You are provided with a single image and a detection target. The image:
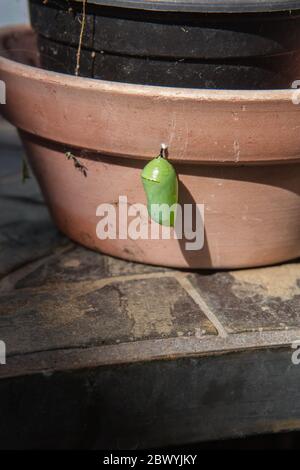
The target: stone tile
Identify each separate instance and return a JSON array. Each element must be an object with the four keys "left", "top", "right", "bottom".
[
  {"left": 0, "top": 146, "right": 23, "bottom": 180},
  {"left": 0, "top": 153, "right": 42, "bottom": 206},
  {"left": 0, "top": 220, "right": 67, "bottom": 278},
  {"left": 0, "top": 277, "right": 216, "bottom": 356},
  {"left": 0, "top": 169, "right": 68, "bottom": 277},
  {"left": 82, "top": 277, "right": 217, "bottom": 341},
  {"left": 0, "top": 126, "right": 62, "bottom": 277},
  {"left": 0, "top": 188, "right": 46, "bottom": 229},
  {"left": 15, "top": 245, "right": 169, "bottom": 289},
  {"left": 0, "top": 122, "right": 43, "bottom": 212},
  {"left": 189, "top": 262, "right": 300, "bottom": 334}
]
